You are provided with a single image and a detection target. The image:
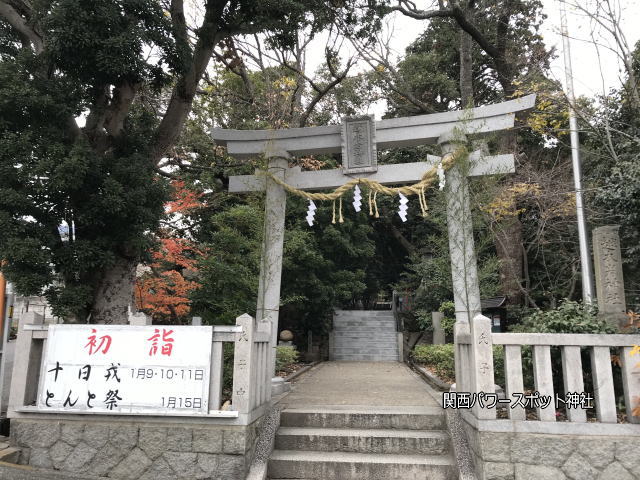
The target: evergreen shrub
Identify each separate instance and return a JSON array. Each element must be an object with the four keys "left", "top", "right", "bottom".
[{"left": 276, "top": 346, "right": 299, "bottom": 372}]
